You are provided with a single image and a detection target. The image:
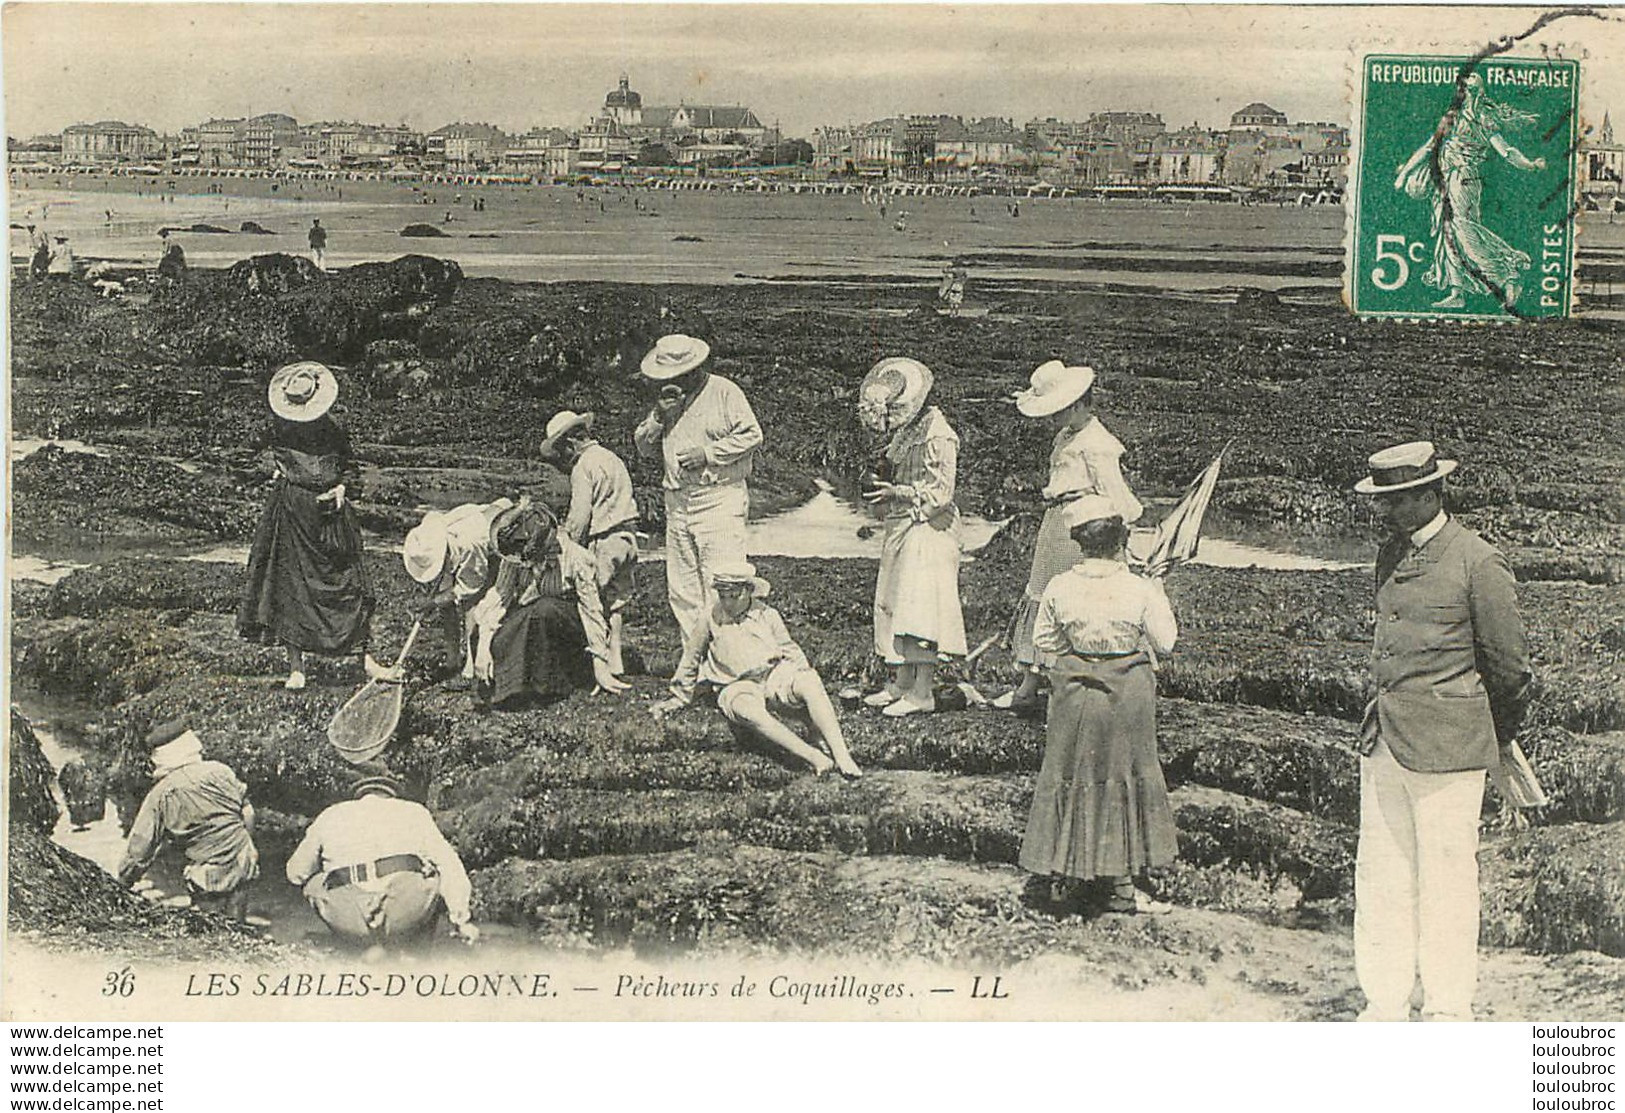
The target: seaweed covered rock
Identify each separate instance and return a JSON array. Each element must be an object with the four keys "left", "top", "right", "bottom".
[
  {"left": 226, "top": 252, "right": 324, "bottom": 295},
  {"left": 10, "top": 711, "right": 60, "bottom": 836},
  {"left": 1481, "top": 823, "right": 1625, "bottom": 956},
  {"left": 400, "top": 223, "right": 449, "bottom": 238},
  {"left": 47, "top": 558, "right": 245, "bottom": 619}
]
